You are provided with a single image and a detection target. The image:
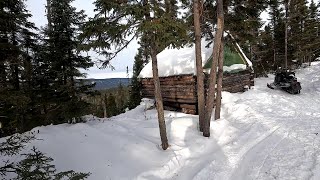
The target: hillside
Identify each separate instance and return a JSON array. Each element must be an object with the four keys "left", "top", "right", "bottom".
[
  {"left": 84, "top": 78, "right": 131, "bottom": 90},
  {"left": 1, "top": 62, "right": 320, "bottom": 180}
]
